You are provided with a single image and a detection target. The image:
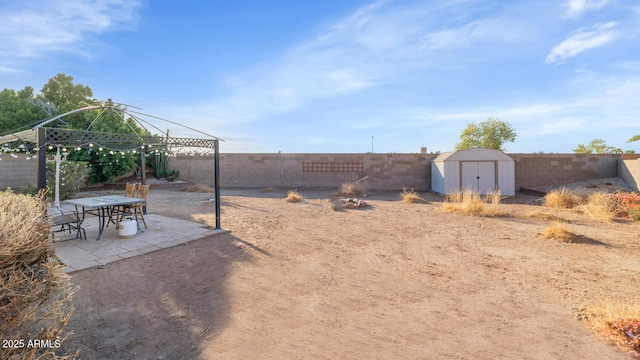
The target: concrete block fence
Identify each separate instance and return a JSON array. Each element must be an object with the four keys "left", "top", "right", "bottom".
[
  {"left": 620, "top": 156, "right": 640, "bottom": 192},
  {"left": 169, "top": 153, "right": 437, "bottom": 191},
  {"left": 0, "top": 154, "right": 37, "bottom": 190},
  {"left": 167, "top": 153, "right": 624, "bottom": 192},
  {"left": 509, "top": 153, "right": 620, "bottom": 190},
  {"left": 1, "top": 152, "right": 636, "bottom": 193}
]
